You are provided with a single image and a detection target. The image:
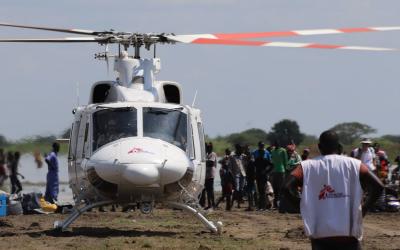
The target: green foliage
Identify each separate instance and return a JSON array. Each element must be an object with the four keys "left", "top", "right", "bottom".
[
  {"left": 226, "top": 128, "right": 268, "bottom": 146},
  {"left": 267, "top": 119, "right": 305, "bottom": 146},
  {"left": 330, "top": 122, "right": 376, "bottom": 145},
  {"left": 0, "top": 134, "right": 9, "bottom": 147},
  {"left": 381, "top": 134, "right": 400, "bottom": 144}
]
